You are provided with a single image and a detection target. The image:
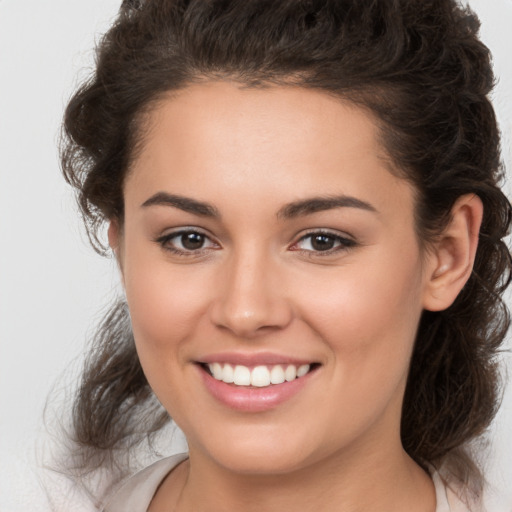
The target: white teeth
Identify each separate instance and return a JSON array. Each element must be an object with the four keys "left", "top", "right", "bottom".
[
  {"left": 251, "top": 365, "right": 271, "bottom": 387},
  {"left": 207, "top": 363, "right": 311, "bottom": 387},
  {"left": 210, "top": 363, "right": 223, "bottom": 380},
  {"left": 270, "top": 365, "right": 285, "bottom": 384},
  {"left": 285, "top": 364, "right": 297, "bottom": 381},
  {"left": 222, "top": 364, "right": 234, "bottom": 383},
  {"left": 233, "top": 365, "right": 251, "bottom": 385},
  {"left": 297, "top": 364, "right": 310, "bottom": 377}
]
